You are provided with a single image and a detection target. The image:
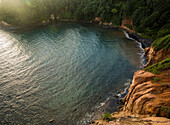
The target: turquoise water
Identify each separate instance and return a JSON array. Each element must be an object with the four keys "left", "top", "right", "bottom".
[{"left": 0, "top": 23, "right": 143, "bottom": 125}]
